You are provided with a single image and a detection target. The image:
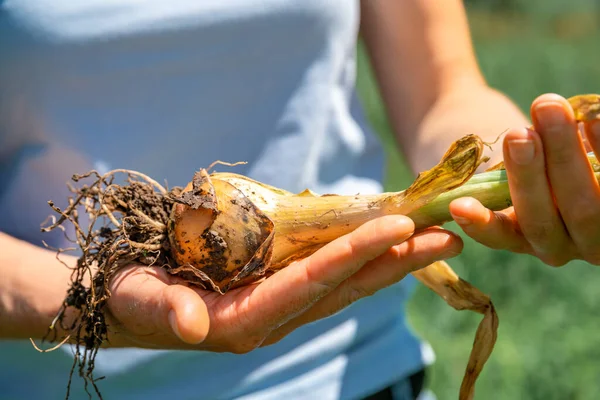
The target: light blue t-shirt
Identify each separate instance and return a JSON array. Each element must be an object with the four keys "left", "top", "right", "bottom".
[{"left": 0, "top": 1, "right": 434, "bottom": 399}]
